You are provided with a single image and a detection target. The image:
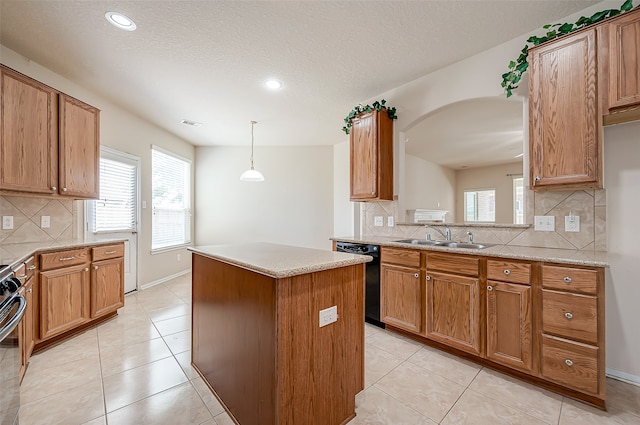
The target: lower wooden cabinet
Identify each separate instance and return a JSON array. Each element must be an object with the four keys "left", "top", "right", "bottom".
[
  {"left": 425, "top": 271, "right": 481, "bottom": 356},
  {"left": 380, "top": 265, "right": 422, "bottom": 333},
  {"left": 19, "top": 277, "right": 35, "bottom": 381},
  {"left": 39, "top": 263, "right": 90, "bottom": 340},
  {"left": 91, "top": 257, "right": 124, "bottom": 318},
  {"left": 486, "top": 281, "right": 533, "bottom": 372}
]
